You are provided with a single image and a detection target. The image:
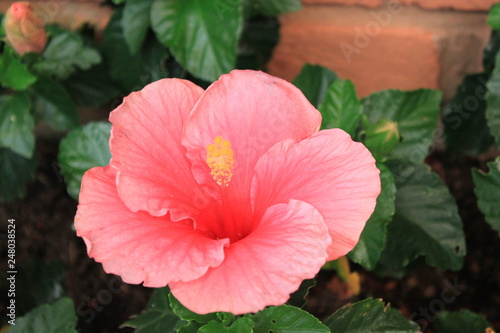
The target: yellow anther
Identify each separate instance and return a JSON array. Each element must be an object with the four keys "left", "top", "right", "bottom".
[{"left": 206, "top": 136, "right": 234, "bottom": 186}]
